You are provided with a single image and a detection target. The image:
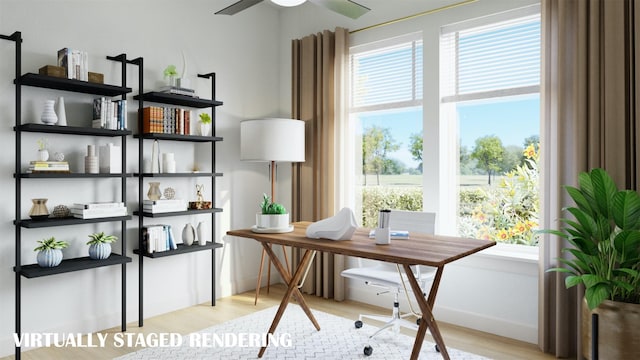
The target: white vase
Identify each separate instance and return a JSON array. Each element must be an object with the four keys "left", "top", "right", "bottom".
[
  {"left": 37, "top": 149, "right": 49, "bottom": 161},
  {"left": 182, "top": 223, "right": 195, "bottom": 246},
  {"left": 197, "top": 221, "right": 208, "bottom": 246},
  {"left": 40, "top": 100, "right": 58, "bottom": 125},
  {"left": 84, "top": 145, "right": 98, "bottom": 174},
  {"left": 198, "top": 123, "right": 210, "bottom": 136},
  {"left": 55, "top": 96, "right": 67, "bottom": 126}
]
